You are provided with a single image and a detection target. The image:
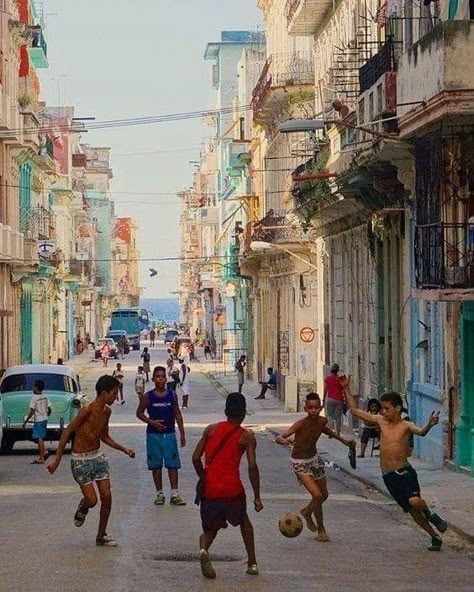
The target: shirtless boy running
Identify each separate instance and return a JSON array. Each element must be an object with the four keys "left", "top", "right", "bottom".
[
  {"left": 48, "top": 375, "right": 135, "bottom": 547},
  {"left": 342, "top": 377, "right": 448, "bottom": 551},
  {"left": 276, "top": 392, "right": 356, "bottom": 542}
]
